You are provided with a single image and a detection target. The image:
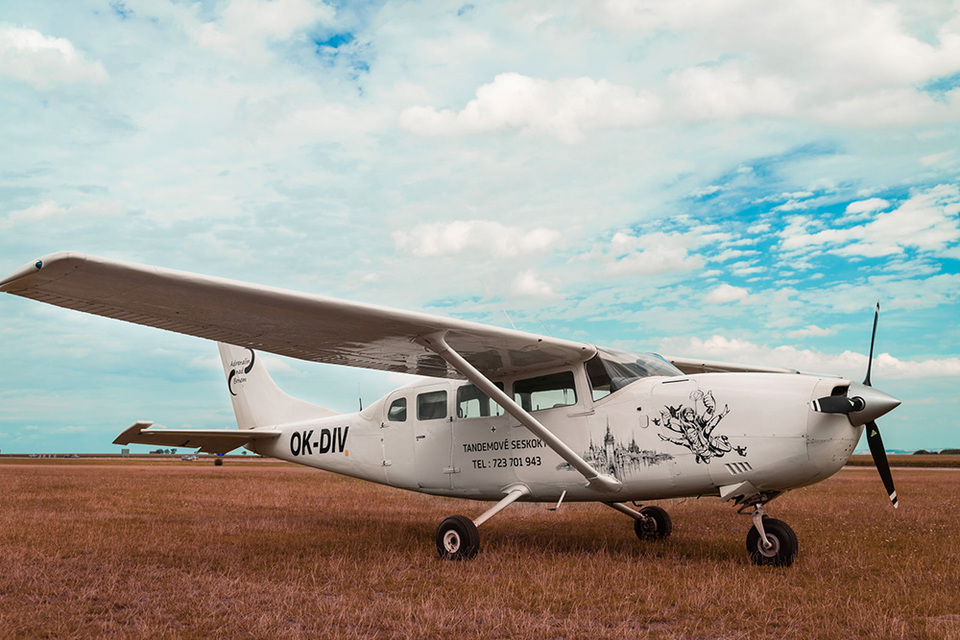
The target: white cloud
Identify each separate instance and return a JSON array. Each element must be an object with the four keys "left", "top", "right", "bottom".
[
  {"left": 195, "top": 0, "right": 335, "bottom": 60},
  {"left": 705, "top": 284, "right": 748, "bottom": 304},
  {"left": 591, "top": 231, "right": 706, "bottom": 276},
  {"left": 787, "top": 325, "right": 836, "bottom": 338},
  {"left": 668, "top": 63, "right": 798, "bottom": 120},
  {"left": 1, "top": 200, "right": 125, "bottom": 230},
  {"left": 845, "top": 197, "right": 889, "bottom": 217},
  {"left": 0, "top": 24, "right": 107, "bottom": 89},
  {"left": 659, "top": 335, "right": 960, "bottom": 379},
  {"left": 399, "top": 72, "right": 661, "bottom": 143},
  {"left": 392, "top": 220, "right": 561, "bottom": 258},
  {"left": 589, "top": 0, "right": 960, "bottom": 127},
  {"left": 780, "top": 184, "right": 960, "bottom": 258},
  {"left": 510, "top": 270, "right": 559, "bottom": 300},
  {"left": 921, "top": 151, "right": 954, "bottom": 167}
]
